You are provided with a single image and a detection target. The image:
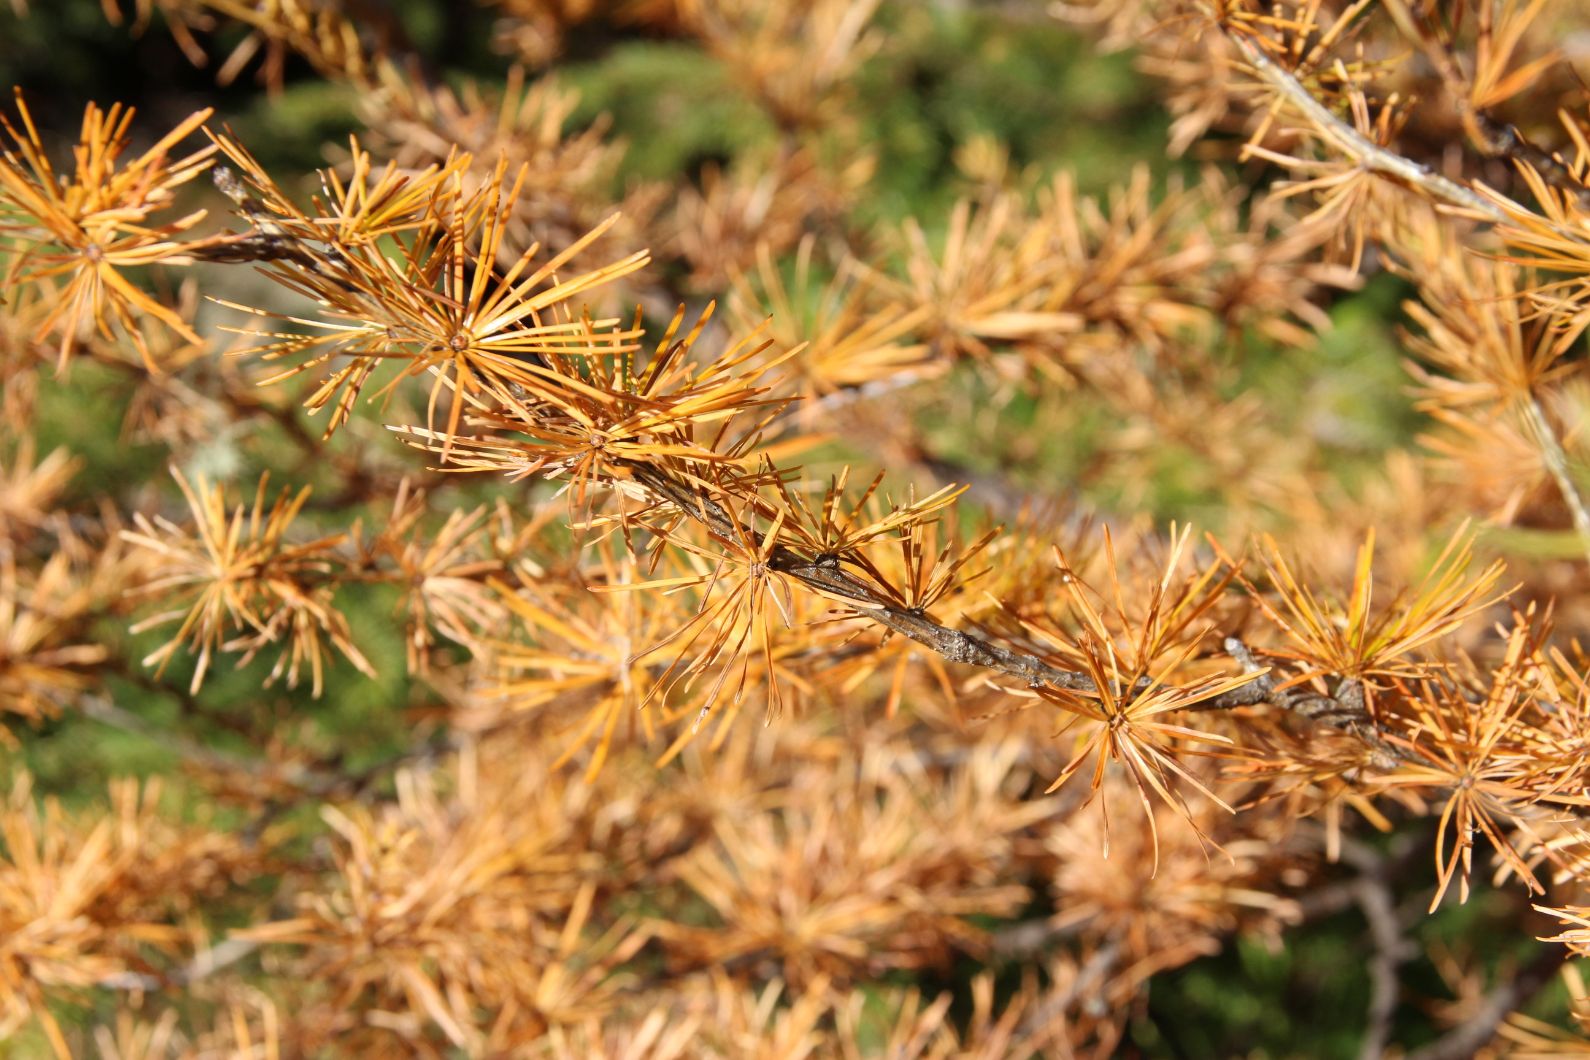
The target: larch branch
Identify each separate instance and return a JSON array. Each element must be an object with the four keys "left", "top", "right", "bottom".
[{"left": 1222, "top": 29, "right": 1506, "bottom": 224}]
